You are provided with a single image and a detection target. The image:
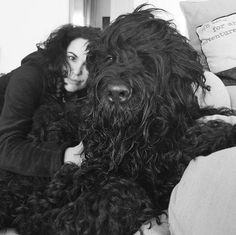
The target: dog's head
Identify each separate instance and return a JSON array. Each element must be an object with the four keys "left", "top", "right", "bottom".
[
  {"left": 81, "top": 5, "right": 210, "bottom": 181},
  {"left": 86, "top": 5, "right": 207, "bottom": 131}
]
